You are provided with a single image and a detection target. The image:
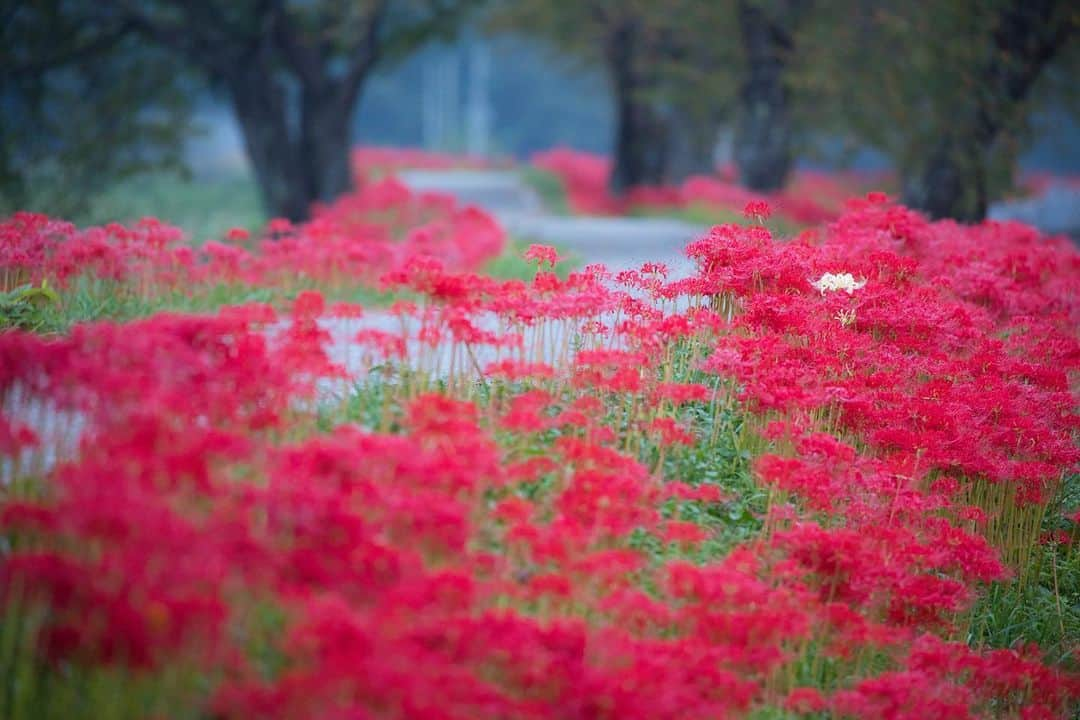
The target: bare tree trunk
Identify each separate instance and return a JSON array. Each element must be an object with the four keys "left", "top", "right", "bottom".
[
  {"left": 227, "top": 68, "right": 358, "bottom": 222},
  {"left": 732, "top": 0, "right": 796, "bottom": 192},
  {"left": 607, "top": 20, "right": 668, "bottom": 195},
  {"left": 228, "top": 68, "right": 307, "bottom": 222},
  {"left": 902, "top": 136, "right": 988, "bottom": 222},
  {"left": 902, "top": 0, "right": 1071, "bottom": 221},
  {"left": 300, "top": 83, "right": 356, "bottom": 208},
  {"left": 108, "top": 2, "right": 392, "bottom": 223},
  {"left": 610, "top": 91, "right": 669, "bottom": 193}
]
